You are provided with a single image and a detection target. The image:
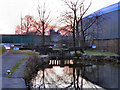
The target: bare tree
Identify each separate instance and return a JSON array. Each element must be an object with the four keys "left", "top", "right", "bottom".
[
  {"left": 80, "top": 10, "right": 106, "bottom": 47},
  {"left": 61, "top": 0, "right": 102, "bottom": 48},
  {"left": 60, "top": 0, "right": 79, "bottom": 47},
  {"left": 58, "top": 11, "right": 74, "bottom": 35},
  {"left": 15, "top": 15, "right": 35, "bottom": 35},
  {"left": 37, "top": 3, "right": 51, "bottom": 45}
]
